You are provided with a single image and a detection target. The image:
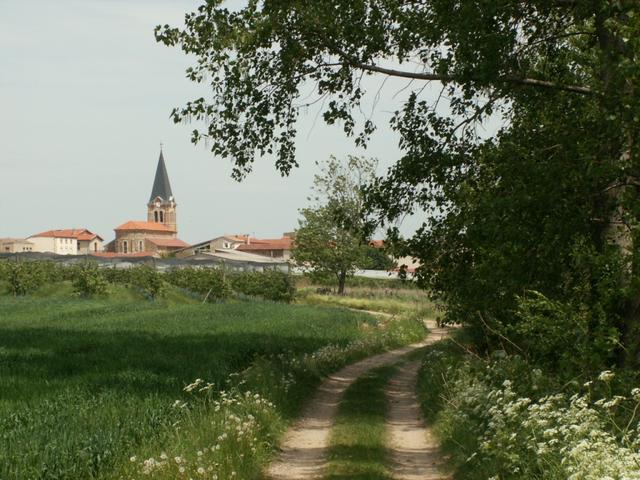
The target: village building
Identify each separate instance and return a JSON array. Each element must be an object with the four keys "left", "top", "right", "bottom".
[
  {"left": 27, "top": 229, "right": 103, "bottom": 255},
  {"left": 174, "top": 235, "right": 247, "bottom": 257},
  {"left": 175, "top": 233, "right": 293, "bottom": 260},
  {"left": 76, "top": 230, "right": 104, "bottom": 254},
  {"left": 106, "top": 150, "right": 189, "bottom": 256},
  {"left": 0, "top": 238, "right": 34, "bottom": 253},
  {"left": 236, "top": 235, "right": 294, "bottom": 260}
]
